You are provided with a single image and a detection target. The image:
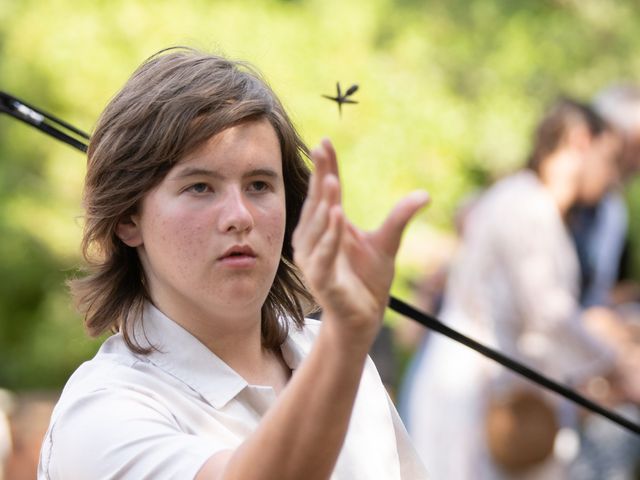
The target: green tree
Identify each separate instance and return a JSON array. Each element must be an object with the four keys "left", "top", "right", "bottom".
[{"left": 1, "top": 0, "right": 639, "bottom": 390}]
